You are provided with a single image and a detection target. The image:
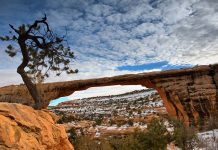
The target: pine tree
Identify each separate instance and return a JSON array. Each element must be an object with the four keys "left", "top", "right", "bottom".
[{"left": 0, "top": 15, "right": 78, "bottom": 109}]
